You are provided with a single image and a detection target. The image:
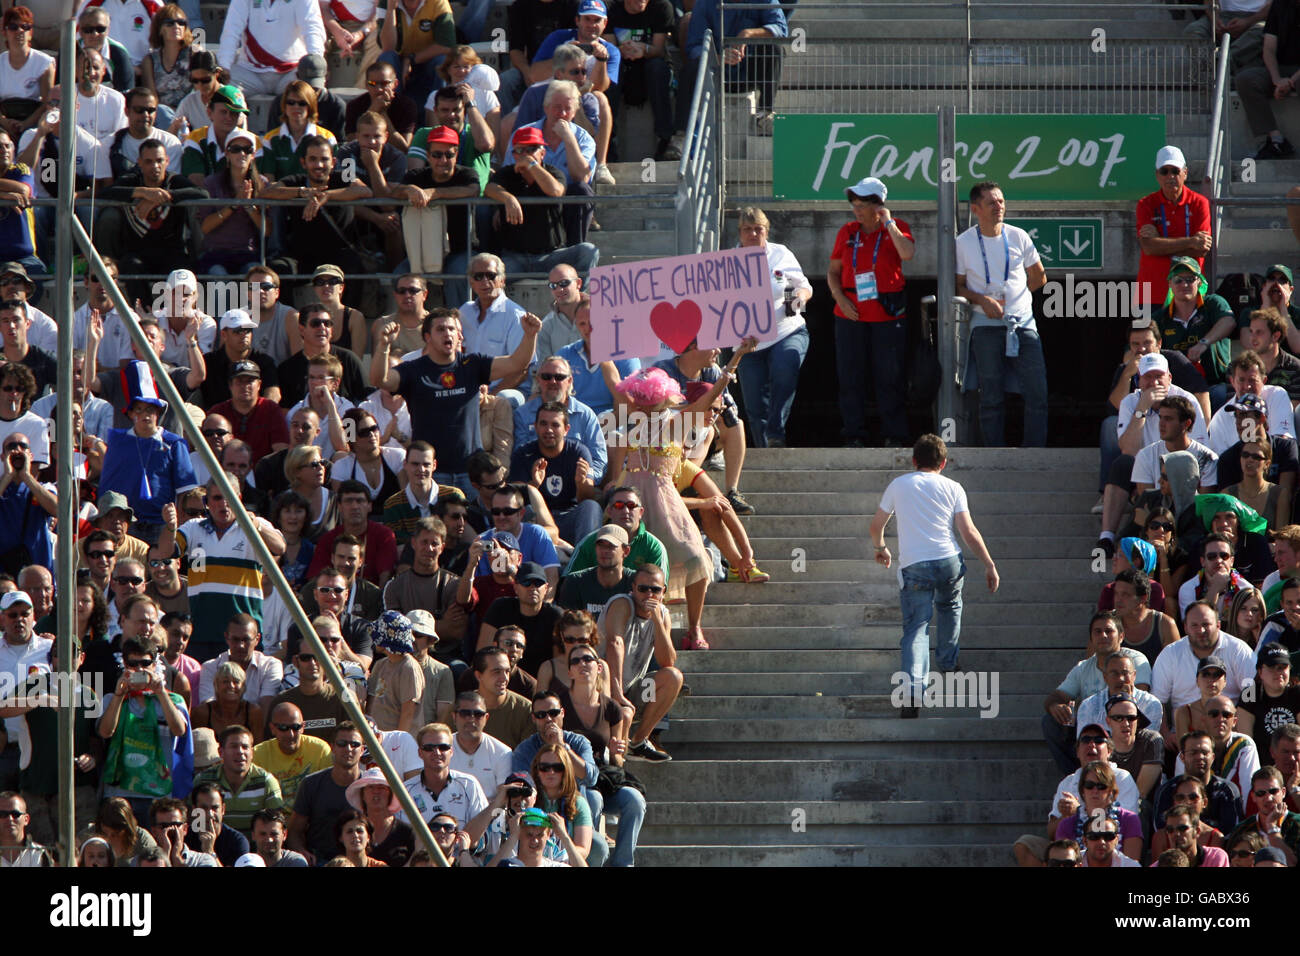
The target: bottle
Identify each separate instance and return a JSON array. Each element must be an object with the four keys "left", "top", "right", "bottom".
[{"left": 781, "top": 273, "right": 797, "bottom": 316}]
